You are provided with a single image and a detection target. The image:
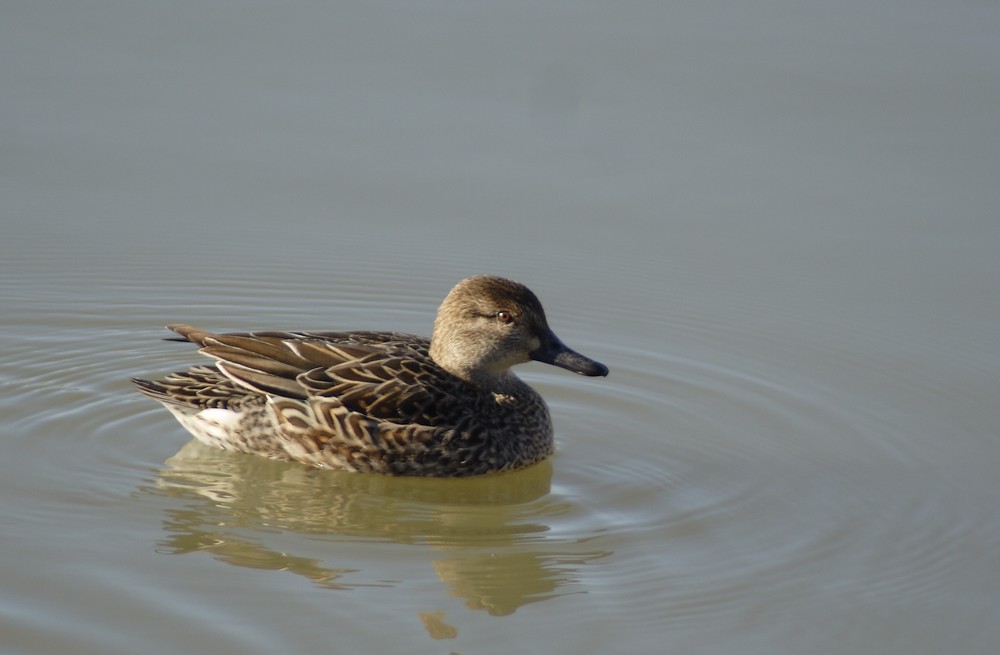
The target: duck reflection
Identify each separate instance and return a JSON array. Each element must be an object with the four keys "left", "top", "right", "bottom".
[{"left": 145, "top": 440, "right": 609, "bottom": 616}]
